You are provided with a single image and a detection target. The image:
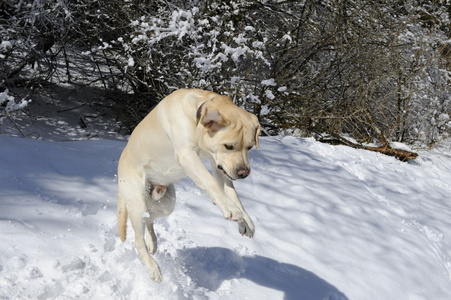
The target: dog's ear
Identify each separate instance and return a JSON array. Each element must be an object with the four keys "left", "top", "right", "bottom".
[
  {"left": 200, "top": 107, "right": 225, "bottom": 133},
  {"left": 254, "top": 122, "right": 261, "bottom": 149}
]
